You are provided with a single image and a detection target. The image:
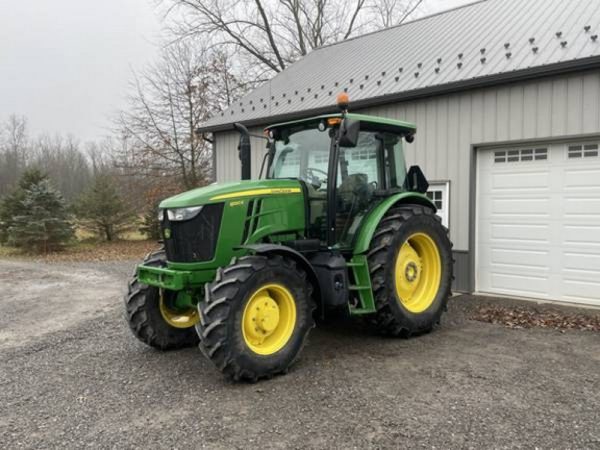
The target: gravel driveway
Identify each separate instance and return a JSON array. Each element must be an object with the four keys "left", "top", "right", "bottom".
[{"left": 1, "top": 259, "right": 599, "bottom": 449}]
